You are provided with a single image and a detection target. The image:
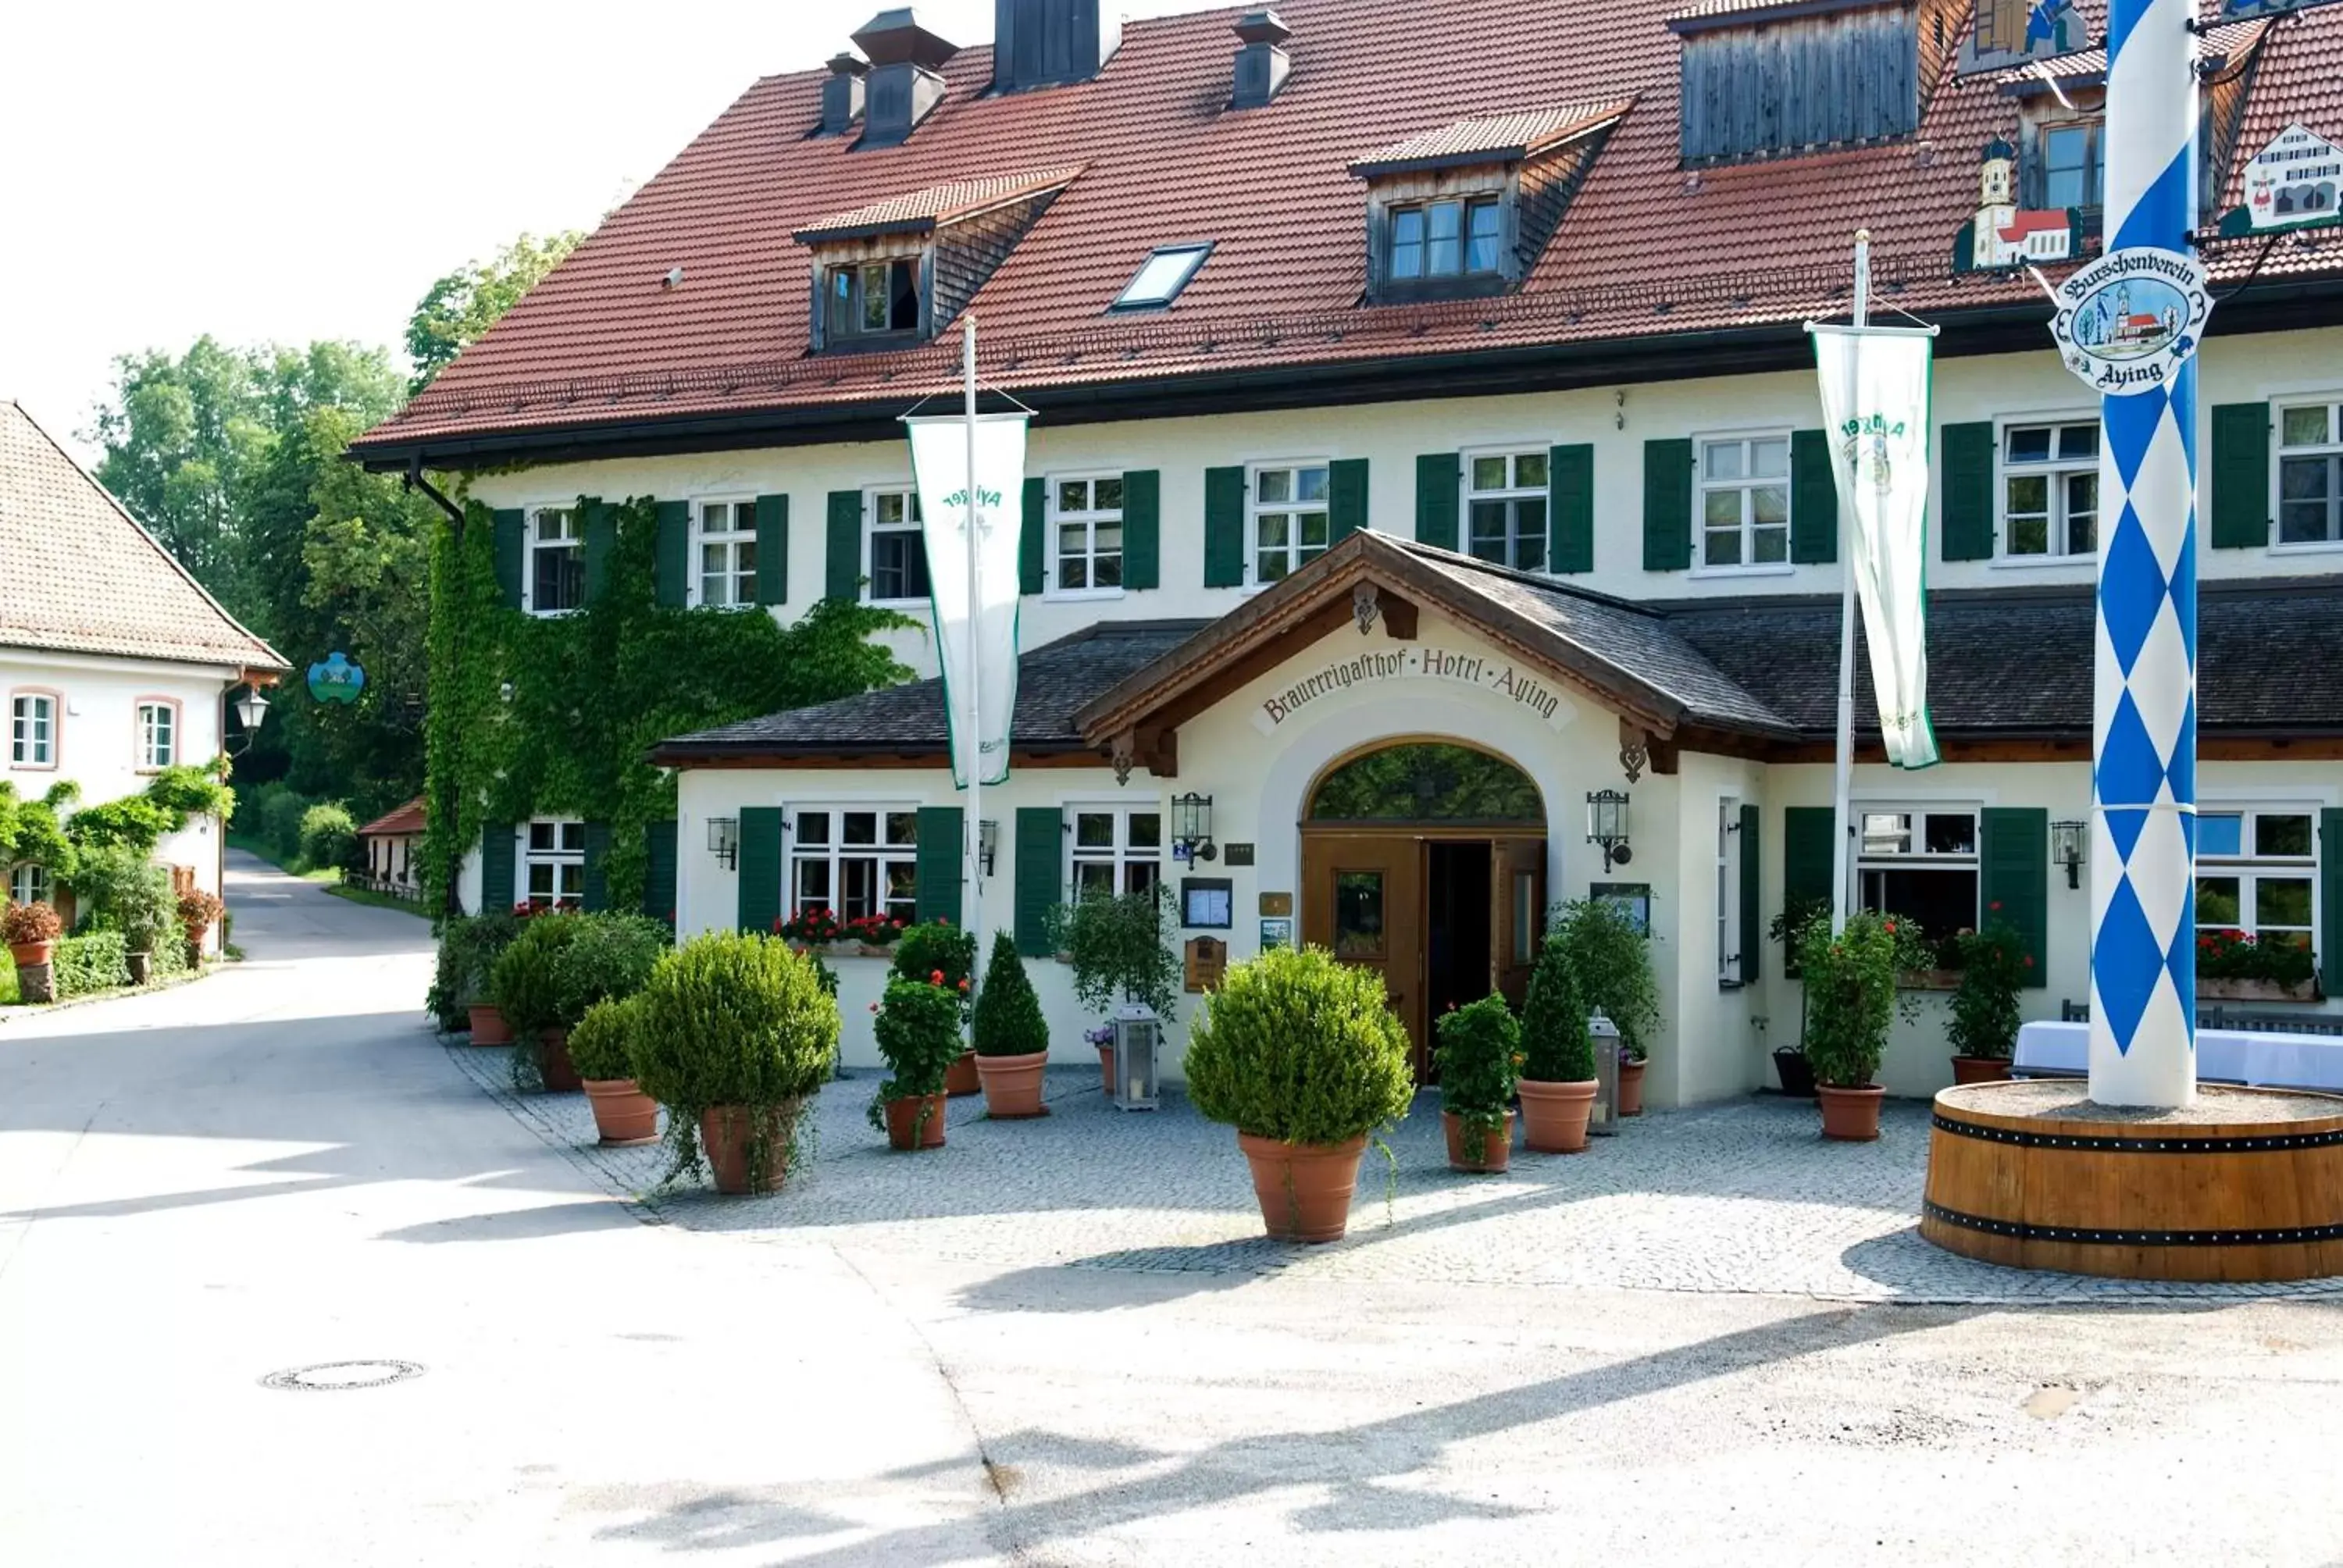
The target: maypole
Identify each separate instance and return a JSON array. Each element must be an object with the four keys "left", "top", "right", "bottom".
[{"left": 2087, "top": 0, "right": 2201, "bottom": 1107}]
